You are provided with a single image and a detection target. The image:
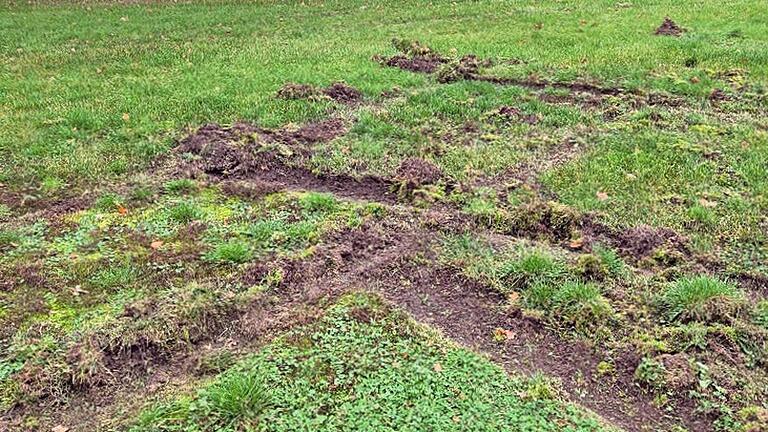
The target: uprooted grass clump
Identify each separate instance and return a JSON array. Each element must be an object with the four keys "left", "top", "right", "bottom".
[
  {"left": 658, "top": 276, "right": 745, "bottom": 324},
  {"left": 440, "top": 235, "right": 614, "bottom": 335}
]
